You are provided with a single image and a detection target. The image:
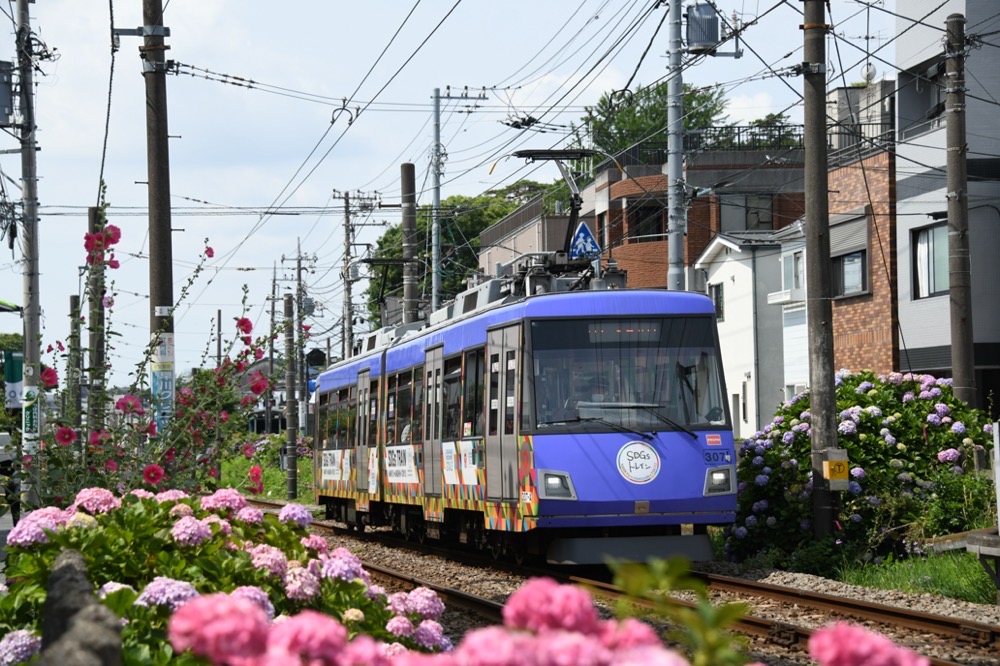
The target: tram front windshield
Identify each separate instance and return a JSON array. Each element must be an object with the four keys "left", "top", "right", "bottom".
[{"left": 530, "top": 317, "right": 727, "bottom": 433}]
